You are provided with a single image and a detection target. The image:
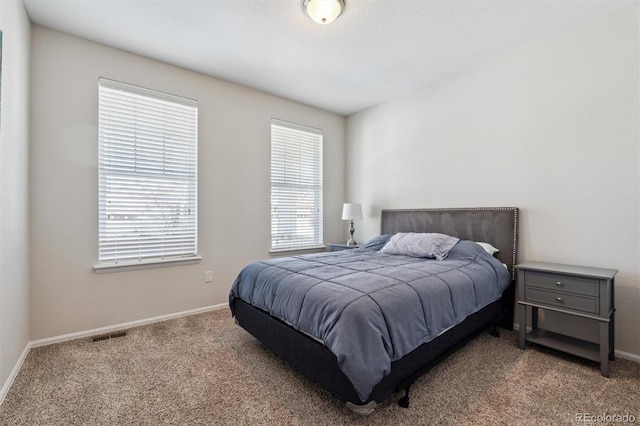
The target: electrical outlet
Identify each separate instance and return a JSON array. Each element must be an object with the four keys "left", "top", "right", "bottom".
[{"left": 205, "top": 271, "right": 213, "bottom": 283}]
